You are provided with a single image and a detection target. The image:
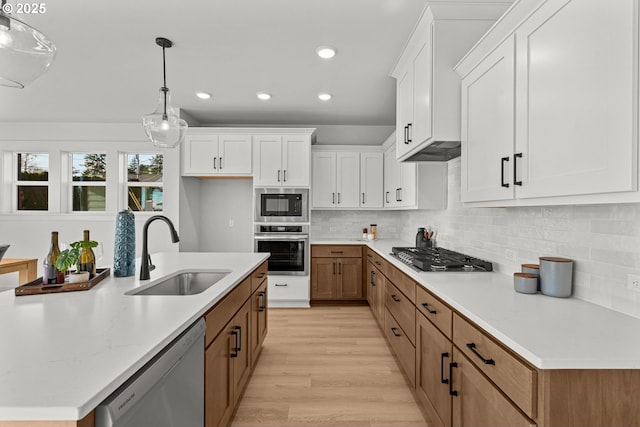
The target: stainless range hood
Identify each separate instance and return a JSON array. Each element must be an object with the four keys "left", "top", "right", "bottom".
[{"left": 402, "top": 140, "right": 461, "bottom": 162}]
